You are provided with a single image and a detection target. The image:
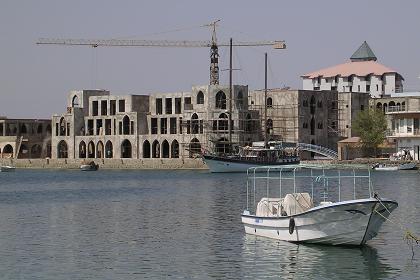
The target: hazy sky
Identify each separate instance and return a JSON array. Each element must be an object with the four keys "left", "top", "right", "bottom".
[{"left": 1, "top": 0, "right": 420, "bottom": 118}]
